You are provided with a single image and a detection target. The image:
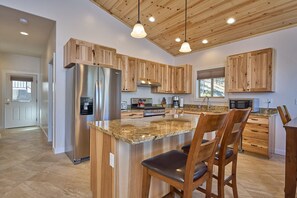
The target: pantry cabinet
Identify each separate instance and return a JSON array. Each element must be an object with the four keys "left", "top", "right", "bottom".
[
  {"left": 116, "top": 54, "right": 137, "bottom": 92},
  {"left": 242, "top": 114, "right": 275, "bottom": 158},
  {"left": 226, "top": 48, "right": 273, "bottom": 92}
]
